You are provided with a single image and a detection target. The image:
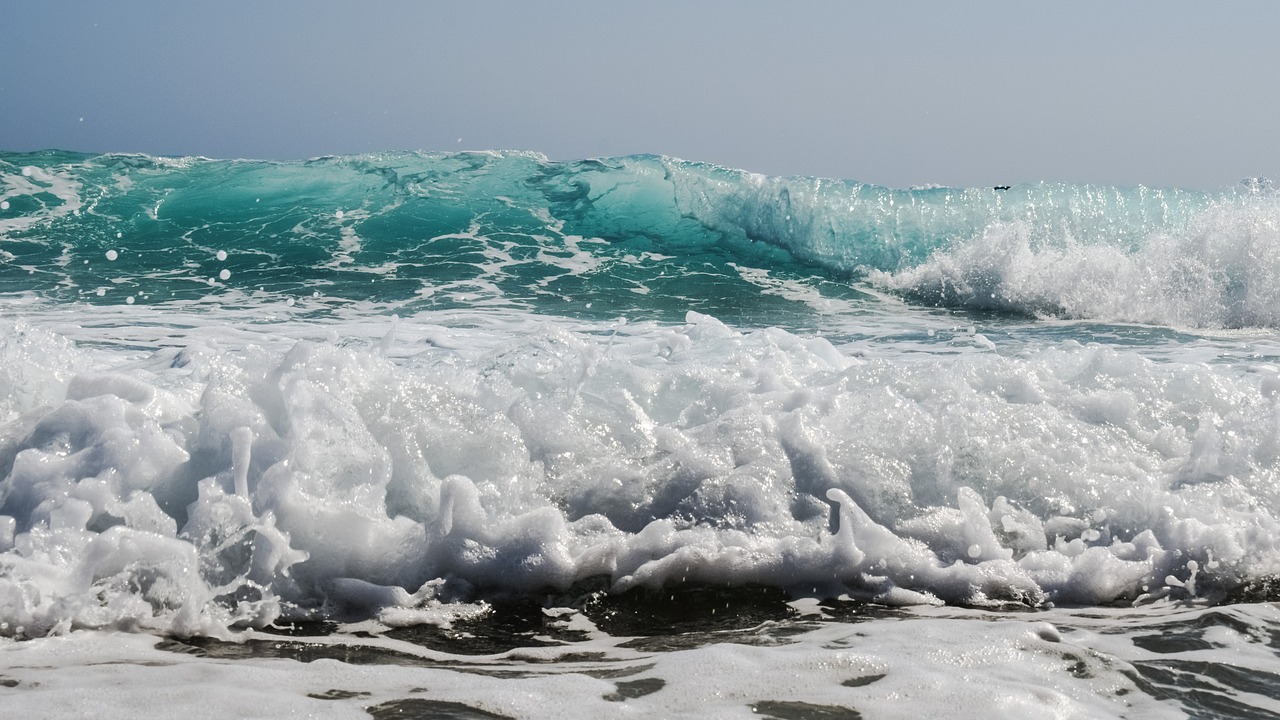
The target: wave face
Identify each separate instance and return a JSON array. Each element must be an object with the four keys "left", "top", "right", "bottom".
[
  {"left": 2, "top": 150, "right": 1276, "bottom": 327},
  {"left": 3, "top": 150, "right": 1280, "bottom": 638}
]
